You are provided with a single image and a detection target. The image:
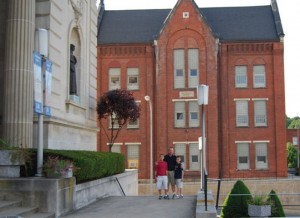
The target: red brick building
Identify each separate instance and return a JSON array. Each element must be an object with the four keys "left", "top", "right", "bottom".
[{"left": 97, "top": 0, "right": 287, "bottom": 179}]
